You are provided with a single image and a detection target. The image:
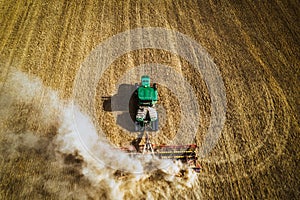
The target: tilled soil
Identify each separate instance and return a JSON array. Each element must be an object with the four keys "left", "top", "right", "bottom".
[{"left": 0, "top": 0, "right": 299, "bottom": 199}]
